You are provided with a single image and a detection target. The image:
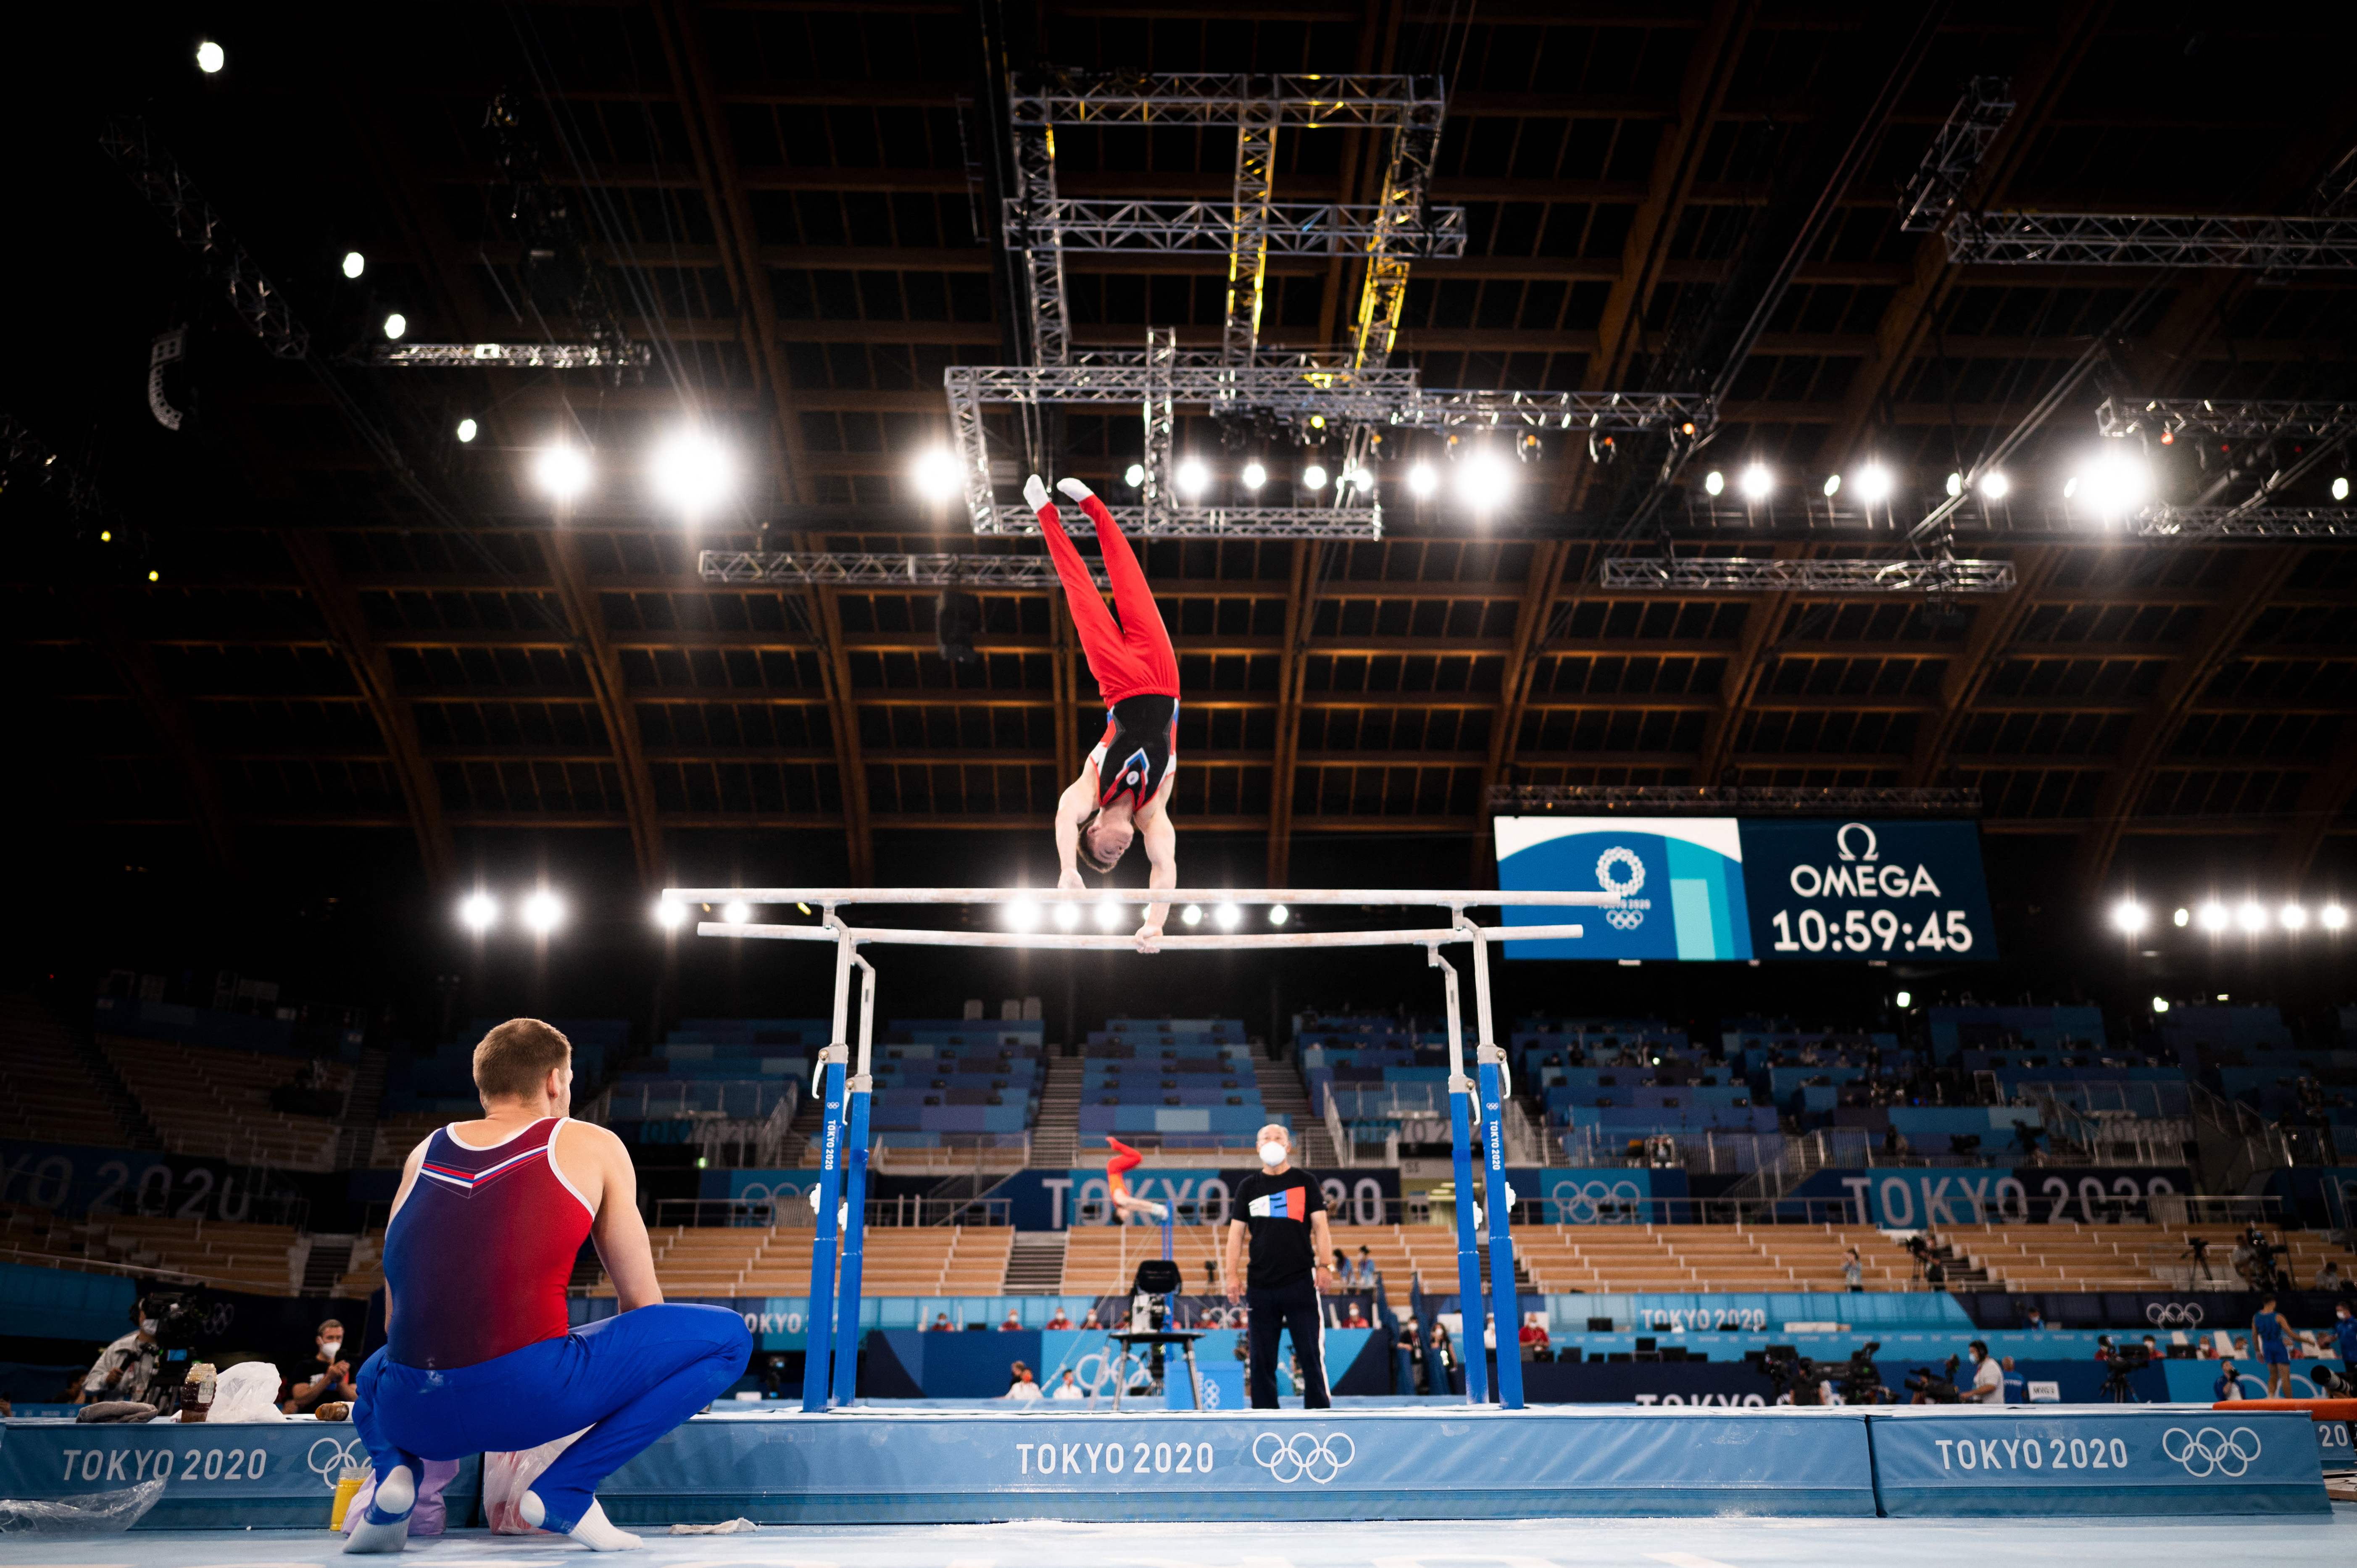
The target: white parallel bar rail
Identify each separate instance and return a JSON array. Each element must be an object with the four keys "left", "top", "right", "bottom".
[
  {"left": 665, "top": 887, "right": 1619, "bottom": 906},
  {"left": 698, "top": 921, "right": 1587, "bottom": 950}
]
